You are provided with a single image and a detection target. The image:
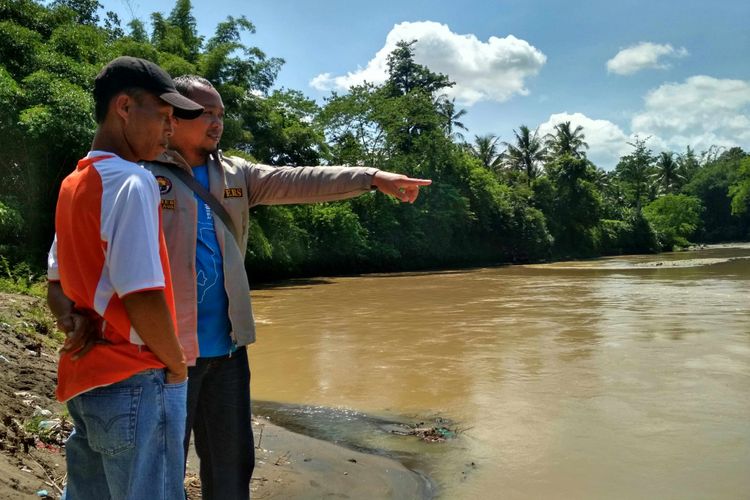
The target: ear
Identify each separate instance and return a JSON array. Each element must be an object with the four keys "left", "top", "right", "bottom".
[{"left": 113, "top": 93, "right": 132, "bottom": 123}]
